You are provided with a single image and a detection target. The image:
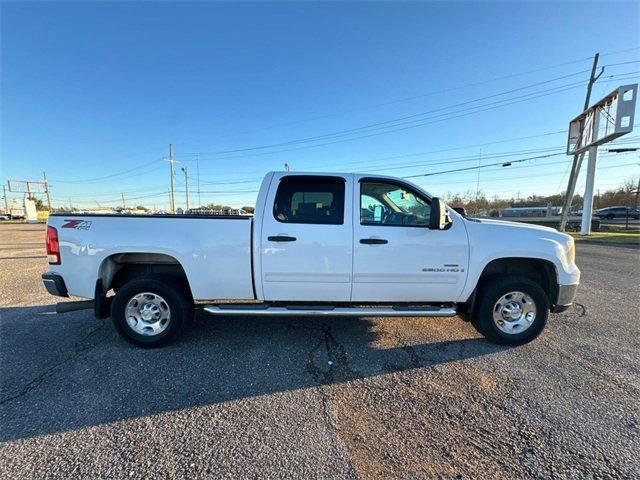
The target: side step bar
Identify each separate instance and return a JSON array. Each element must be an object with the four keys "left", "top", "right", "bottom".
[{"left": 203, "top": 304, "right": 457, "bottom": 317}]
